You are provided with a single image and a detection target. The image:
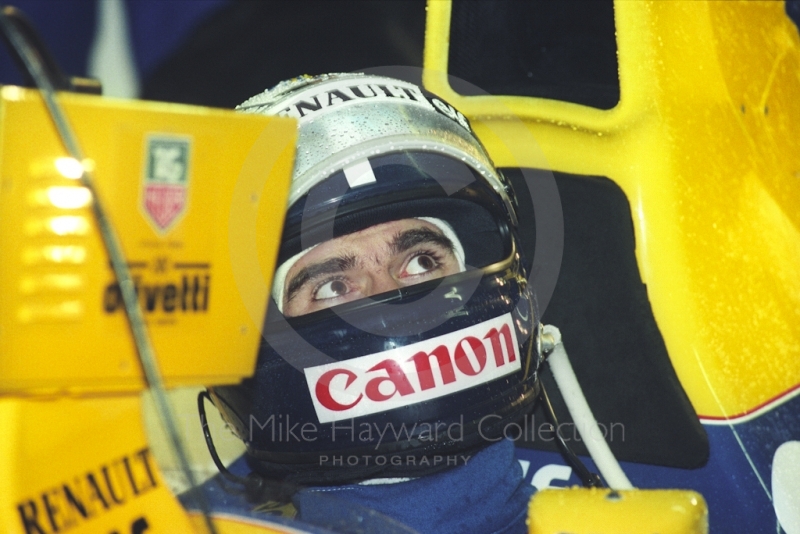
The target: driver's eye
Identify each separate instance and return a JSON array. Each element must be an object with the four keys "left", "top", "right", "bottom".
[
  {"left": 314, "top": 279, "right": 349, "bottom": 300},
  {"left": 405, "top": 254, "right": 438, "bottom": 275}
]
